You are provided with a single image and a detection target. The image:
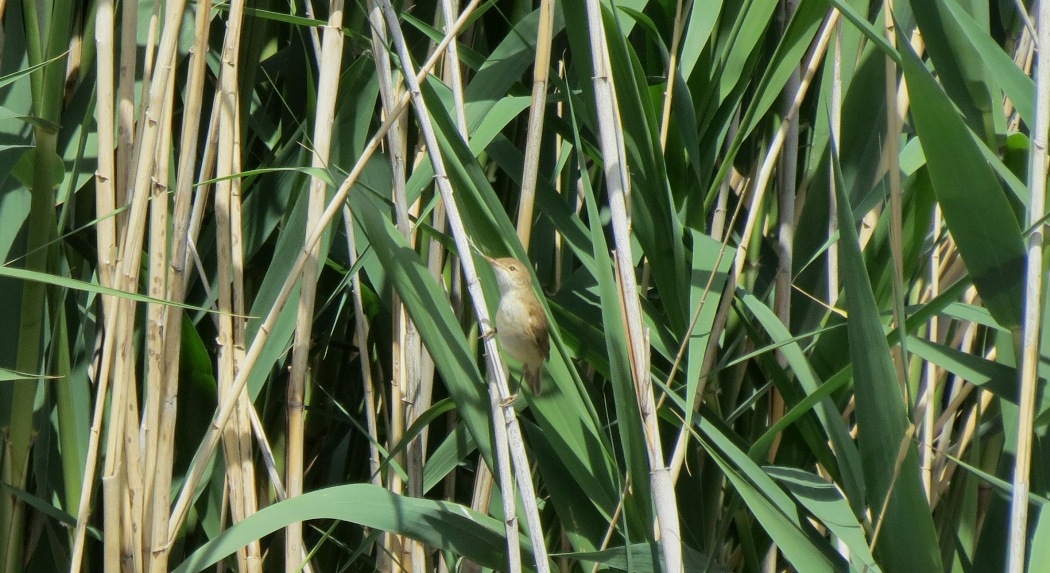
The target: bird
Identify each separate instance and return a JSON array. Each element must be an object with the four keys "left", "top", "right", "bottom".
[{"left": 483, "top": 255, "right": 550, "bottom": 395}]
